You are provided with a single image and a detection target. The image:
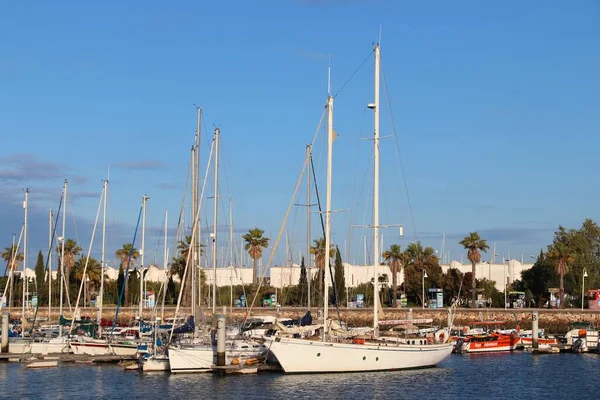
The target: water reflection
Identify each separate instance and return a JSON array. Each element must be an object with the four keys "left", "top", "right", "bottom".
[{"left": 1, "top": 353, "right": 599, "bottom": 399}]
